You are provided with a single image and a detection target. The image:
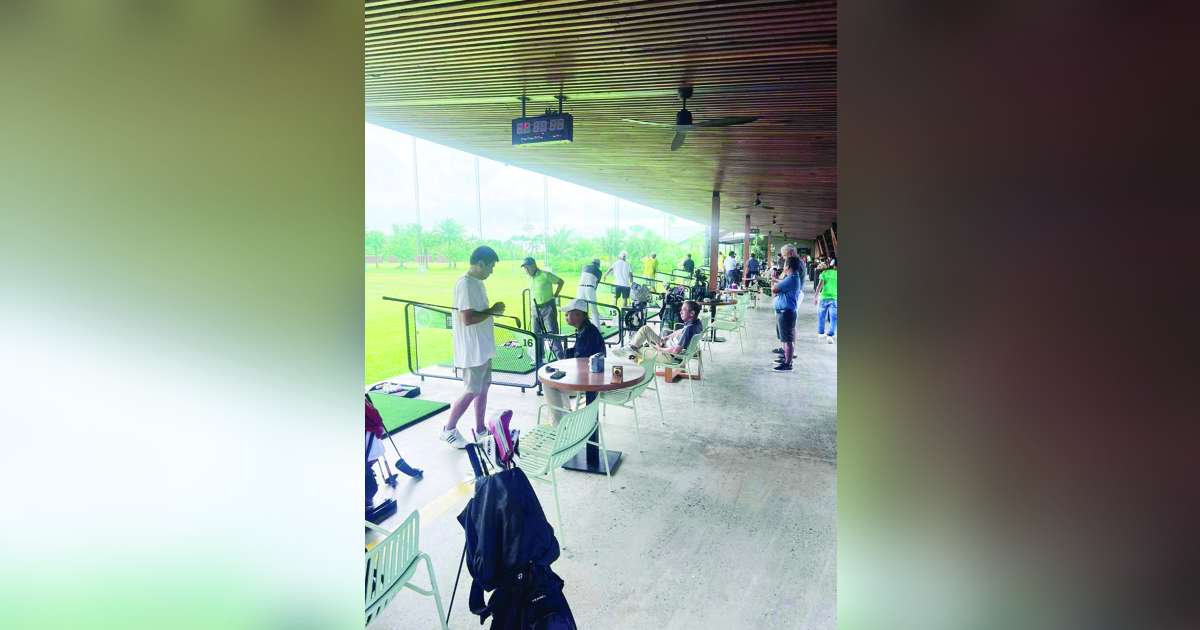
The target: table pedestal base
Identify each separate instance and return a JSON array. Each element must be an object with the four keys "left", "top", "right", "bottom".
[{"left": 562, "top": 439, "right": 623, "bottom": 476}]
